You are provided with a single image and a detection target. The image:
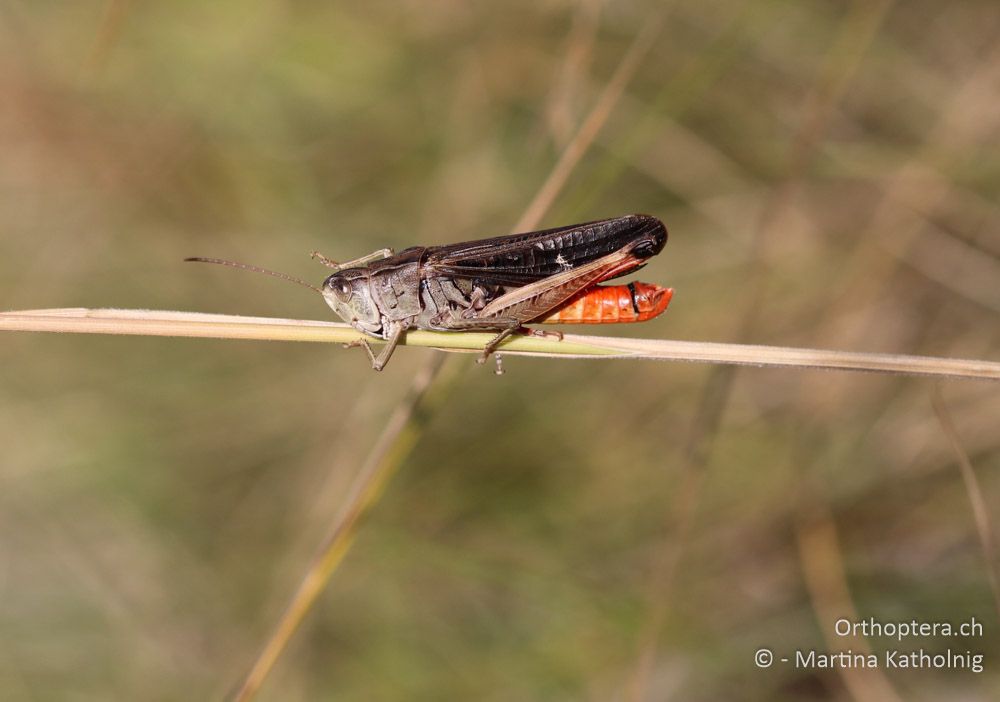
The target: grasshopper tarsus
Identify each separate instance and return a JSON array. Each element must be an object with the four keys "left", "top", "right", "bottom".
[
  {"left": 526, "top": 328, "right": 564, "bottom": 342},
  {"left": 343, "top": 337, "right": 388, "bottom": 371}
]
